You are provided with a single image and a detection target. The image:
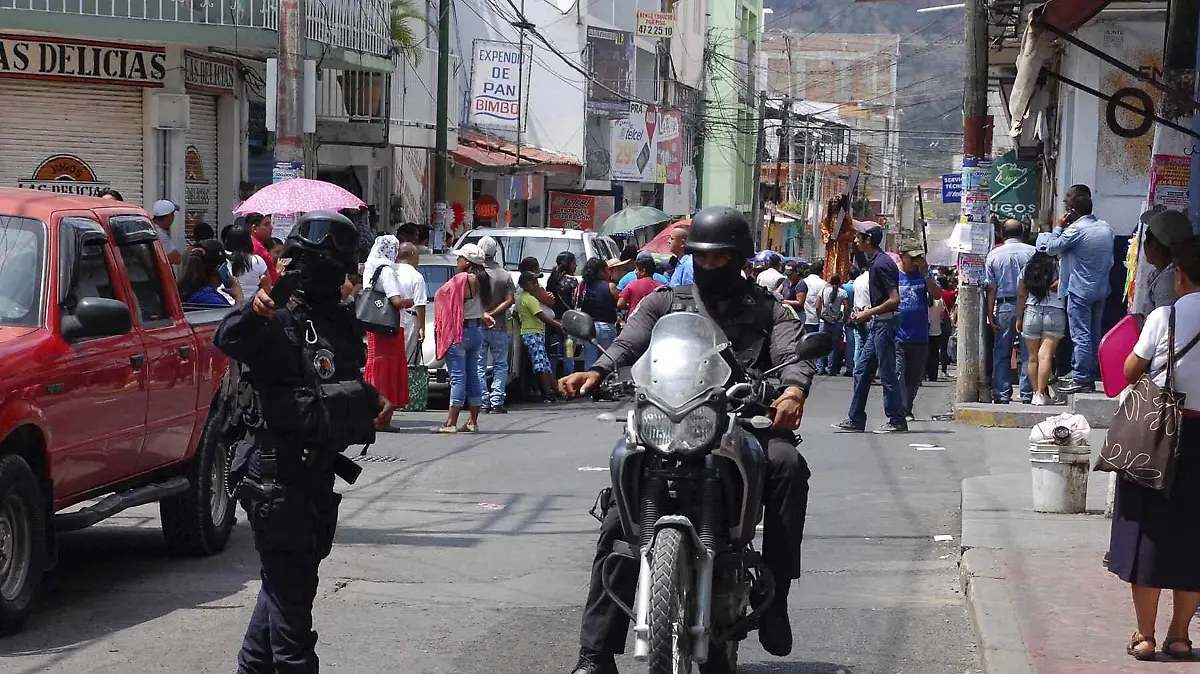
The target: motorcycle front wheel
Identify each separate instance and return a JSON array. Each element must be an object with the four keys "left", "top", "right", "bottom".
[{"left": 648, "top": 527, "right": 693, "bottom": 674}]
